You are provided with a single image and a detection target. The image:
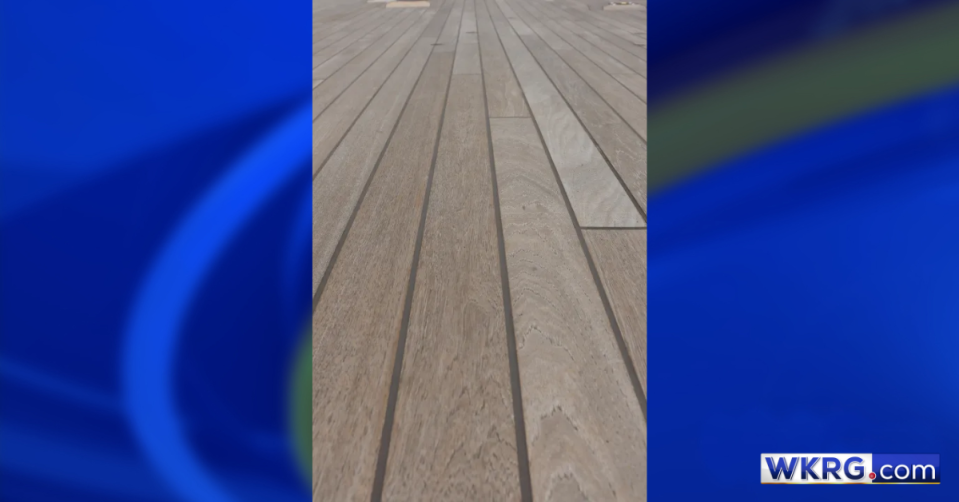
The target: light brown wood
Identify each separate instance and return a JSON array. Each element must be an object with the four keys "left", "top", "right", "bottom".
[
  {"left": 312, "top": 51, "right": 454, "bottom": 502},
  {"left": 312, "top": 8, "right": 435, "bottom": 175},
  {"left": 487, "top": 0, "right": 641, "bottom": 227},
  {"left": 491, "top": 117, "right": 646, "bottom": 501},
  {"left": 312, "top": 35, "right": 438, "bottom": 295},
  {"left": 505, "top": 0, "right": 647, "bottom": 212},
  {"left": 582, "top": 229, "right": 647, "bottom": 394},
  {"left": 383, "top": 75, "right": 521, "bottom": 501},
  {"left": 475, "top": 0, "right": 528, "bottom": 117}
]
